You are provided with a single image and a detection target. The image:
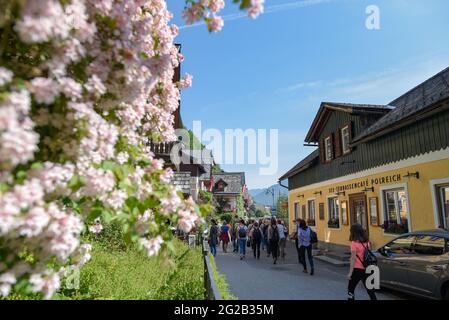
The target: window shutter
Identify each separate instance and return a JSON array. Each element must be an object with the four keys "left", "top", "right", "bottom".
[
  {"left": 335, "top": 128, "right": 342, "bottom": 158},
  {"left": 319, "top": 138, "right": 325, "bottom": 163},
  {"left": 329, "top": 133, "right": 335, "bottom": 160},
  {"left": 348, "top": 121, "right": 353, "bottom": 151}
]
